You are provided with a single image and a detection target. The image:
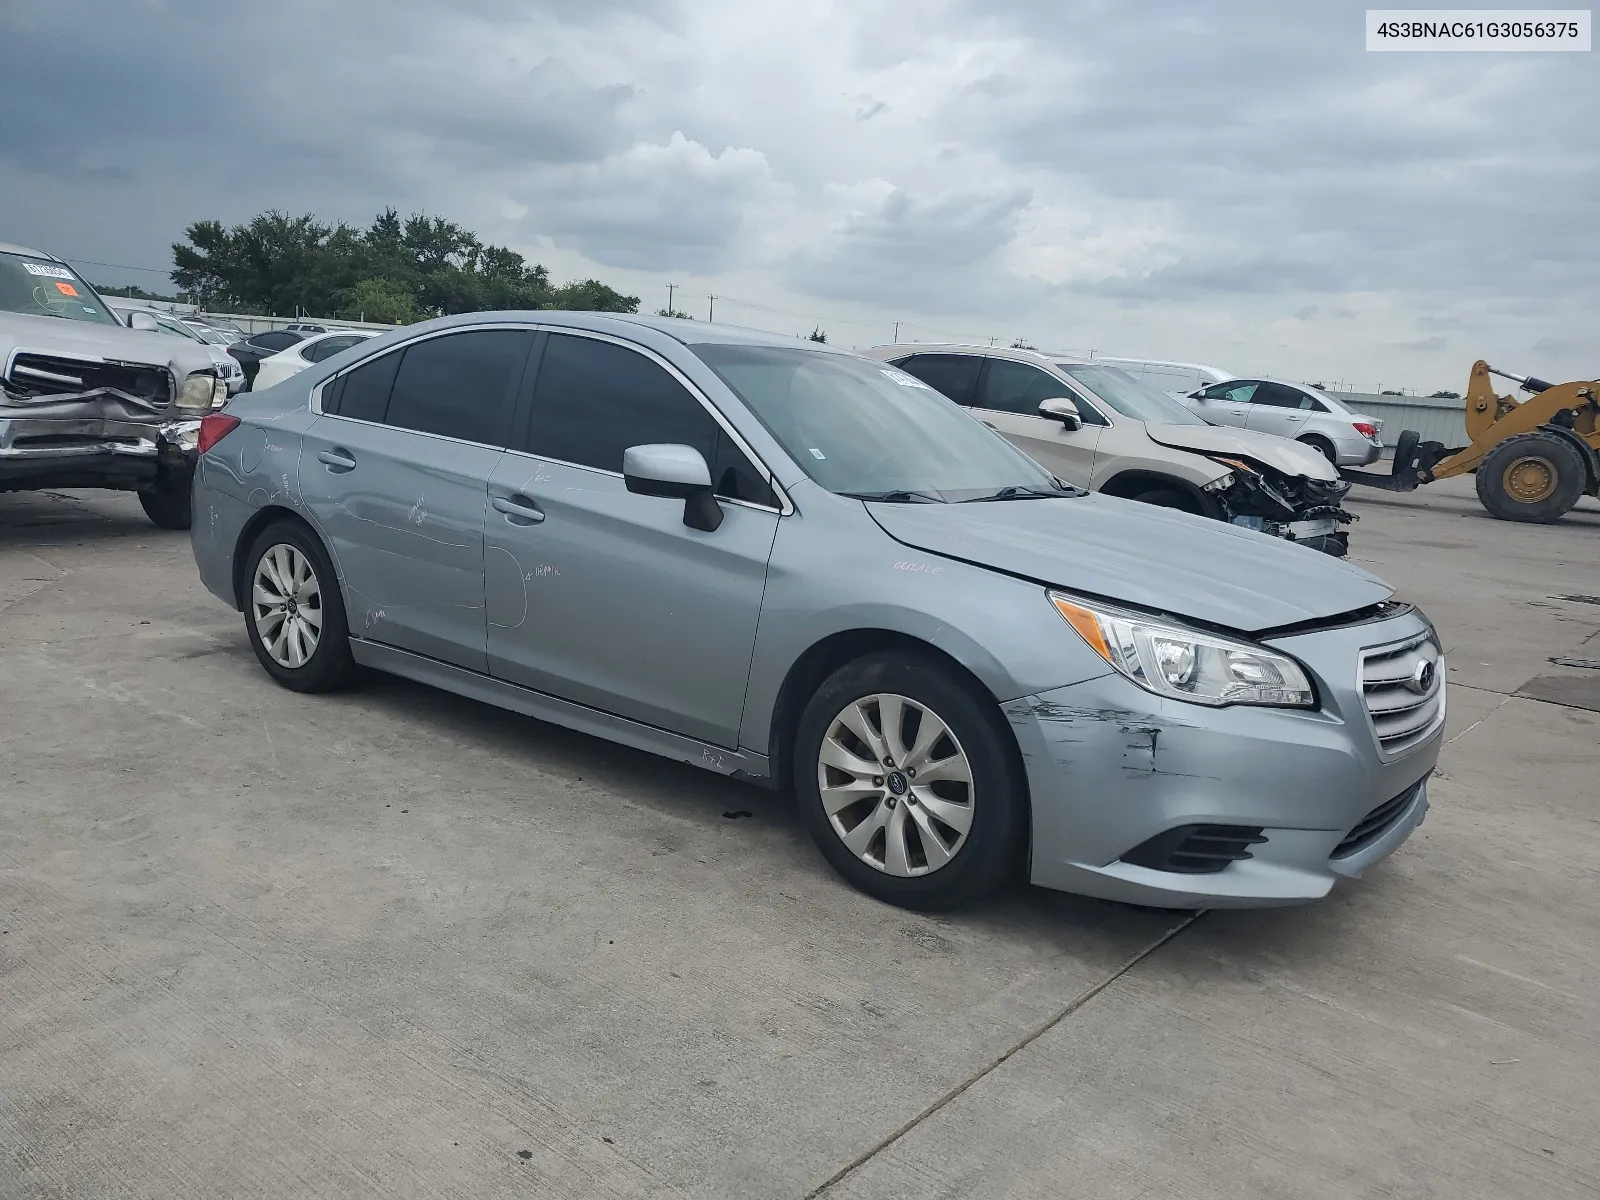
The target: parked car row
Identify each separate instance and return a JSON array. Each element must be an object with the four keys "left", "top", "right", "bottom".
[
  {"left": 1104, "top": 356, "right": 1386, "bottom": 468},
  {"left": 188, "top": 312, "right": 1443, "bottom": 915}
]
